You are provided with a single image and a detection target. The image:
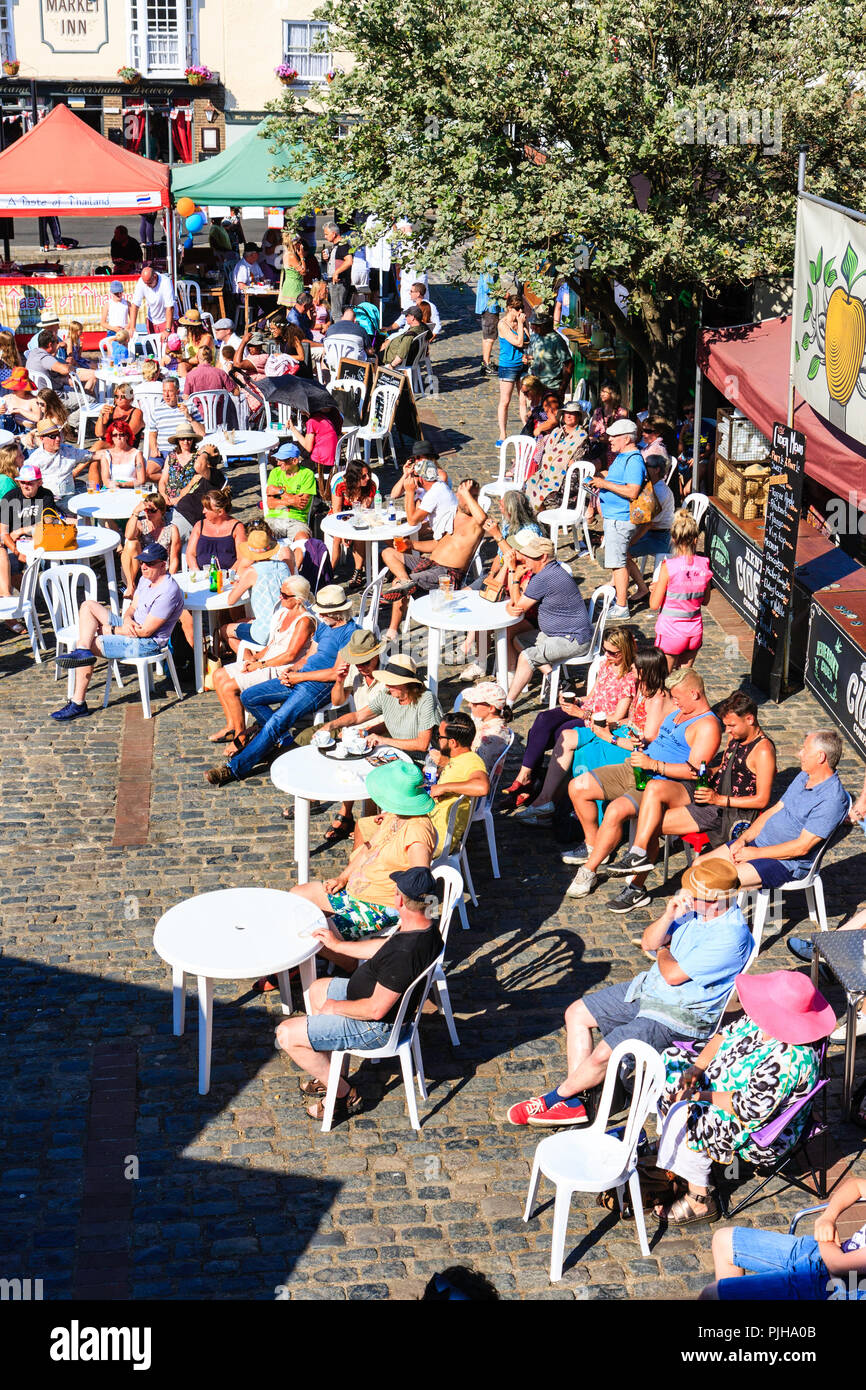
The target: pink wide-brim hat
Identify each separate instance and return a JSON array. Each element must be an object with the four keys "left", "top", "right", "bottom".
[{"left": 735, "top": 969, "right": 836, "bottom": 1045}]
